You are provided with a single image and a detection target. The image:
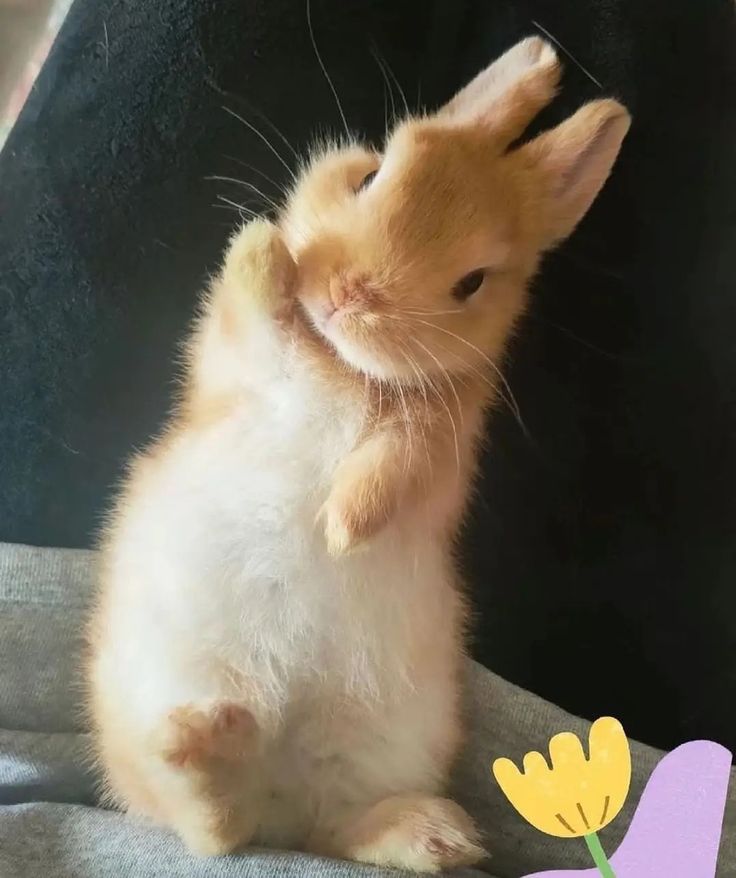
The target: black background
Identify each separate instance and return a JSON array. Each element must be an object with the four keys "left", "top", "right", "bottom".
[{"left": 1, "top": 0, "right": 735, "bottom": 753}]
